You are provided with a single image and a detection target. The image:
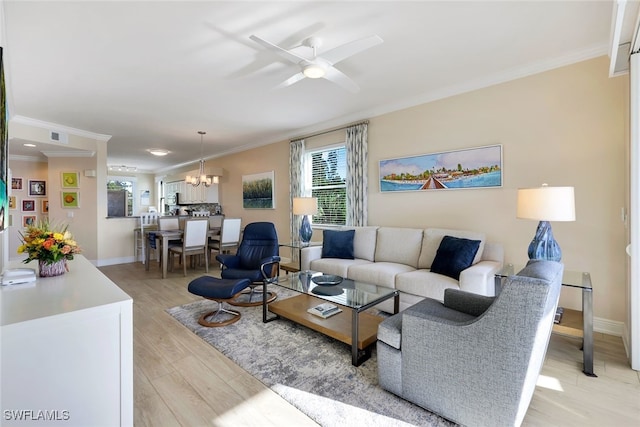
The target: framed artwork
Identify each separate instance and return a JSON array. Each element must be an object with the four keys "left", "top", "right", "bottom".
[
  {"left": 11, "top": 177, "right": 22, "bottom": 191},
  {"left": 8, "top": 195, "right": 15, "bottom": 209},
  {"left": 28, "top": 179, "right": 46, "bottom": 196},
  {"left": 41, "top": 199, "right": 48, "bottom": 213},
  {"left": 61, "top": 171, "right": 79, "bottom": 188},
  {"left": 22, "top": 215, "right": 36, "bottom": 228},
  {"left": 242, "top": 171, "right": 275, "bottom": 209},
  {"left": 21, "top": 199, "right": 35, "bottom": 212},
  {"left": 379, "top": 144, "right": 503, "bottom": 192},
  {"left": 61, "top": 191, "right": 79, "bottom": 208}
]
